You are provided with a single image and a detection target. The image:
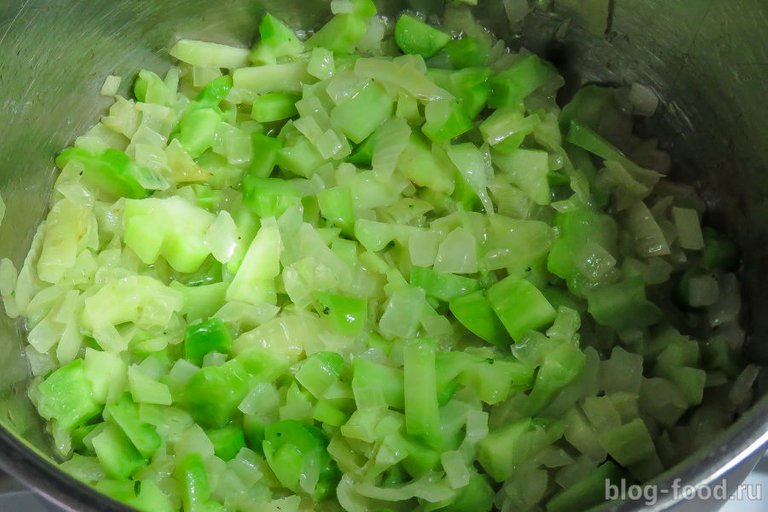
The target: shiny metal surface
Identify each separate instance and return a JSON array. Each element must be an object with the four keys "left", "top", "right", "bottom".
[{"left": 0, "top": 0, "right": 766, "bottom": 511}]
